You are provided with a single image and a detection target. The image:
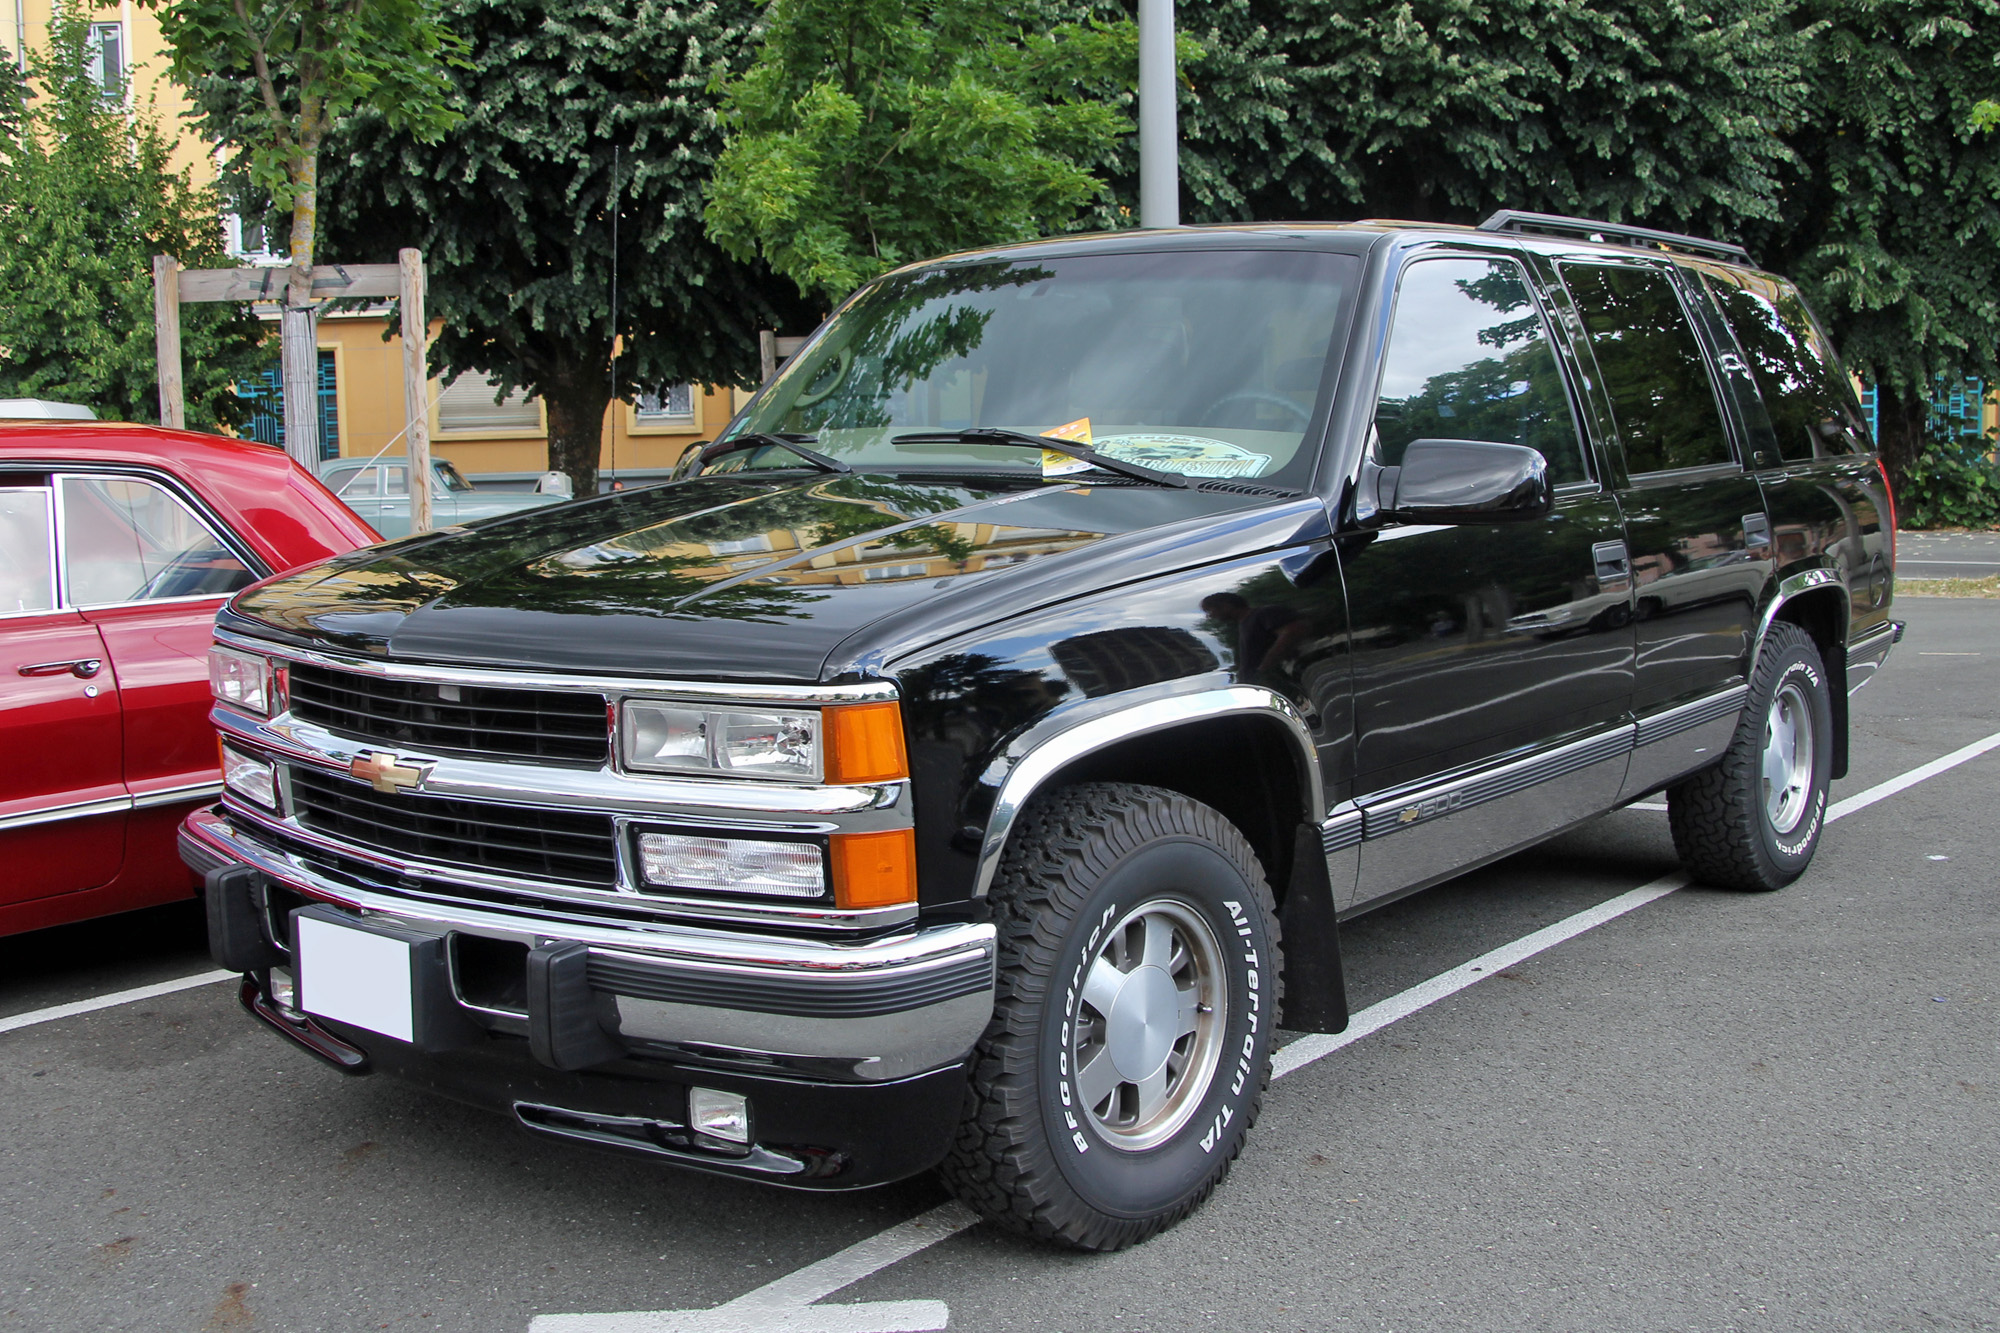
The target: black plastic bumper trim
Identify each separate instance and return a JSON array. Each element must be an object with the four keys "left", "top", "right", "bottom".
[{"left": 585, "top": 949, "right": 993, "bottom": 1019}]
